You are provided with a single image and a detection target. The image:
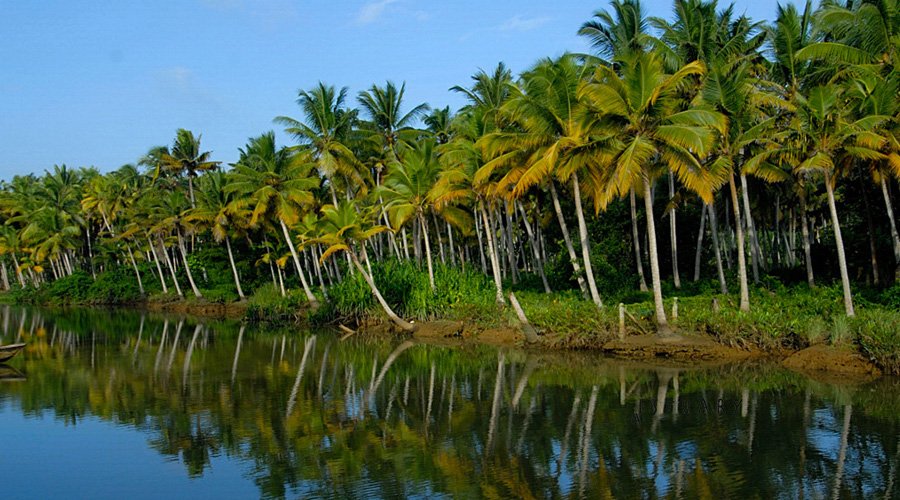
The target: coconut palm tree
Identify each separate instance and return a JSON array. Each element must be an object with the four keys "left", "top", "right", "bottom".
[
  {"left": 310, "top": 200, "right": 416, "bottom": 332},
  {"left": 580, "top": 52, "right": 726, "bottom": 336},
  {"left": 275, "top": 83, "right": 366, "bottom": 204},
  {"left": 227, "top": 132, "right": 320, "bottom": 307},
  {"left": 159, "top": 129, "right": 220, "bottom": 208},
  {"left": 357, "top": 81, "right": 429, "bottom": 165},
  {"left": 187, "top": 171, "right": 249, "bottom": 299}
]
